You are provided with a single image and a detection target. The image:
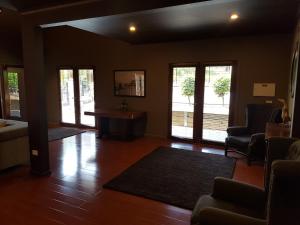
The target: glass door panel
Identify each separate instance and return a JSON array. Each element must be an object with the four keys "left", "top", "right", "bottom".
[
  {"left": 7, "top": 71, "right": 20, "bottom": 118},
  {"left": 202, "top": 65, "right": 232, "bottom": 142},
  {"left": 171, "top": 67, "right": 196, "bottom": 139},
  {"left": 59, "top": 69, "right": 75, "bottom": 124},
  {"left": 2, "top": 67, "right": 25, "bottom": 119},
  {"left": 78, "top": 69, "right": 95, "bottom": 127}
]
